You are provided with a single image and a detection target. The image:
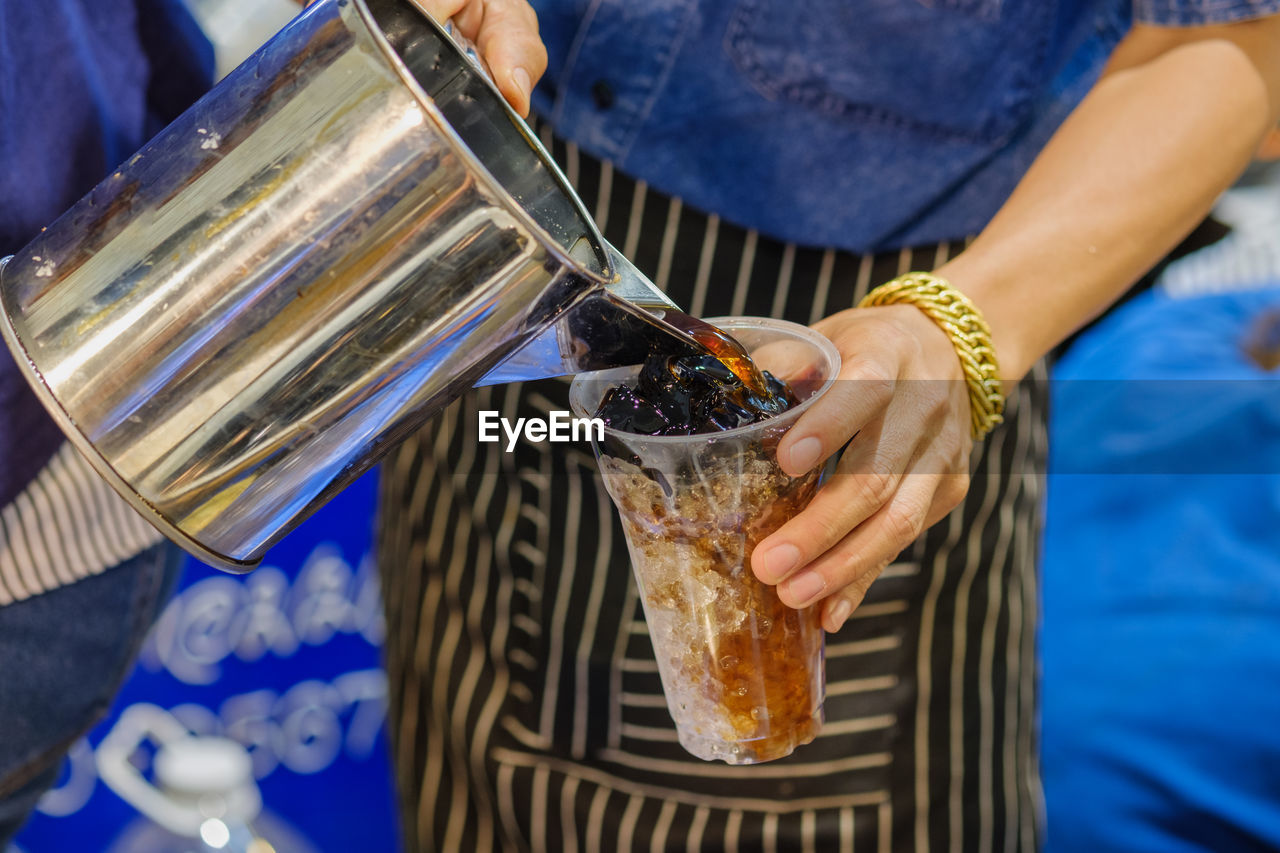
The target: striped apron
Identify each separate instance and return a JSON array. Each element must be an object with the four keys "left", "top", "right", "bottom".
[{"left": 378, "top": 127, "right": 1049, "bottom": 853}]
